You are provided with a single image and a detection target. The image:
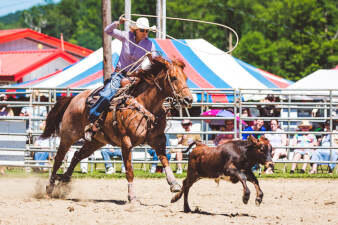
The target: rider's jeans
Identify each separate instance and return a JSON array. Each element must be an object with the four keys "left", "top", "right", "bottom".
[{"left": 89, "top": 72, "right": 125, "bottom": 123}]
